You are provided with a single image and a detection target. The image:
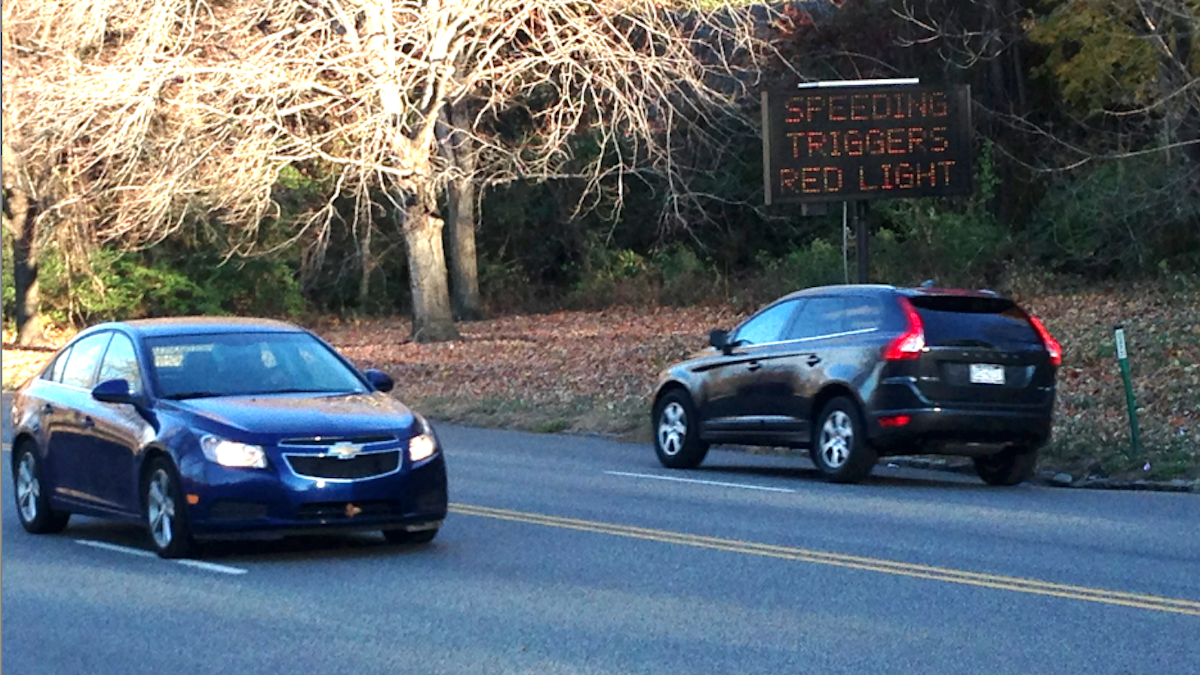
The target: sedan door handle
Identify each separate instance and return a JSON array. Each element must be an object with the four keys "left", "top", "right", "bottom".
[
  {"left": 81, "top": 416, "right": 95, "bottom": 429},
  {"left": 747, "top": 361, "right": 762, "bottom": 372},
  {"left": 42, "top": 403, "right": 54, "bottom": 415},
  {"left": 806, "top": 355, "right": 821, "bottom": 367}
]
